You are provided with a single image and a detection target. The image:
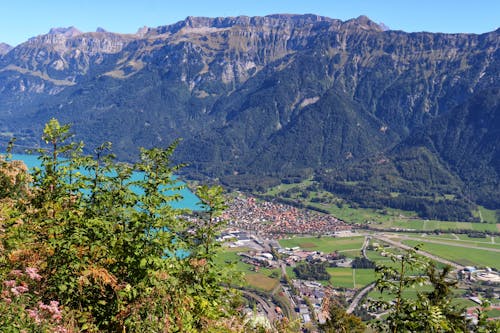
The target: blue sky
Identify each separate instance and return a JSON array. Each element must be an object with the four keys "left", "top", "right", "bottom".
[{"left": 1, "top": 0, "right": 499, "bottom": 46}]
